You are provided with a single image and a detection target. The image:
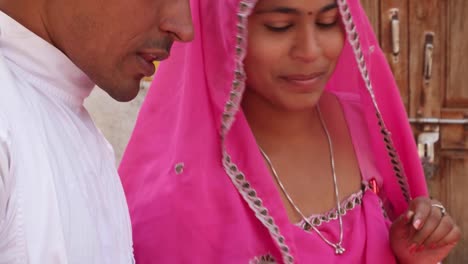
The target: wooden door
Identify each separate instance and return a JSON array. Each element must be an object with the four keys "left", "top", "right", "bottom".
[
  {"left": 360, "top": 0, "right": 380, "bottom": 37},
  {"left": 429, "top": 0, "right": 468, "bottom": 262},
  {"left": 362, "top": 0, "right": 410, "bottom": 110},
  {"left": 363, "top": 0, "right": 468, "bottom": 263},
  {"left": 407, "top": 1, "right": 467, "bottom": 262}
]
